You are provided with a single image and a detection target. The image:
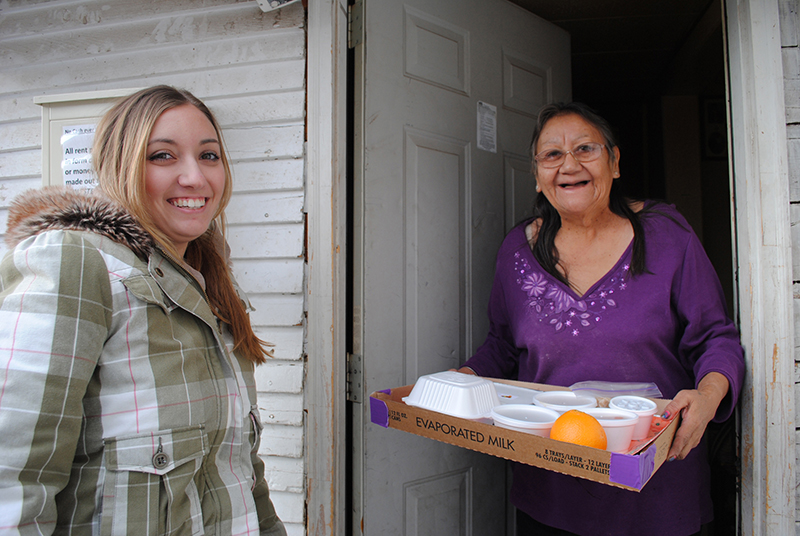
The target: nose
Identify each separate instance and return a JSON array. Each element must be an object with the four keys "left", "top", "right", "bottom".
[
  {"left": 559, "top": 150, "right": 582, "bottom": 172},
  {"left": 178, "top": 158, "right": 206, "bottom": 188}
]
